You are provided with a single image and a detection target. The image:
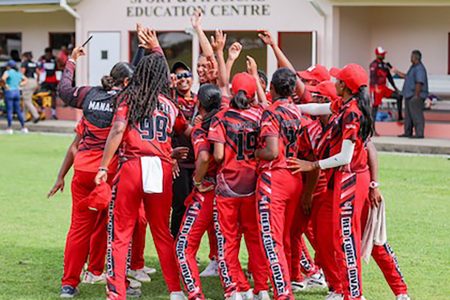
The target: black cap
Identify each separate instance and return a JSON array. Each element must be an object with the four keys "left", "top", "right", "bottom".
[{"left": 171, "top": 61, "right": 191, "bottom": 74}]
